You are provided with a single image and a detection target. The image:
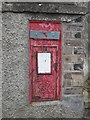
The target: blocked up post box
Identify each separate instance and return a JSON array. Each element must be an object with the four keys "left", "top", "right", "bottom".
[{"left": 29, "top": 21, "right": 62, "bottom": 102}]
